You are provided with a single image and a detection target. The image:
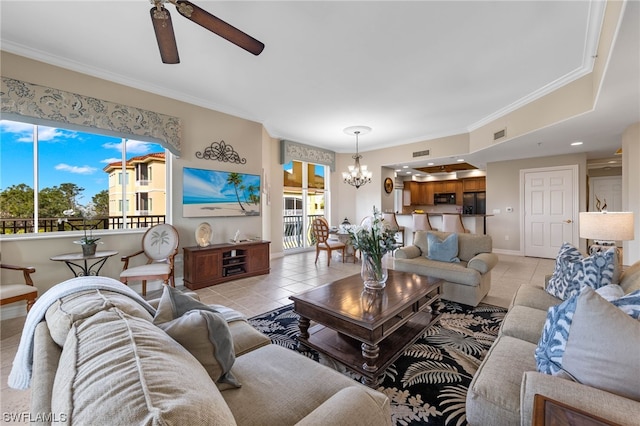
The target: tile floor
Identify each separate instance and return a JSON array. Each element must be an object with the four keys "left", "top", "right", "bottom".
[{"left": 0, "top": 251, "right": 555, "bottom": 424}]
